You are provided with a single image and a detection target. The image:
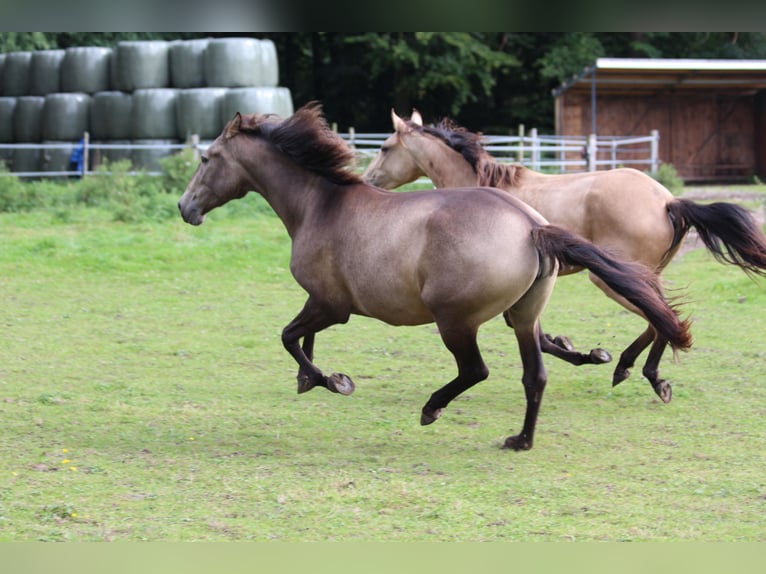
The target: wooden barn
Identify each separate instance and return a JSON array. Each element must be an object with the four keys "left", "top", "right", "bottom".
[{"left": 553, "top": 58, "right": 766, "bottom": 182}]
